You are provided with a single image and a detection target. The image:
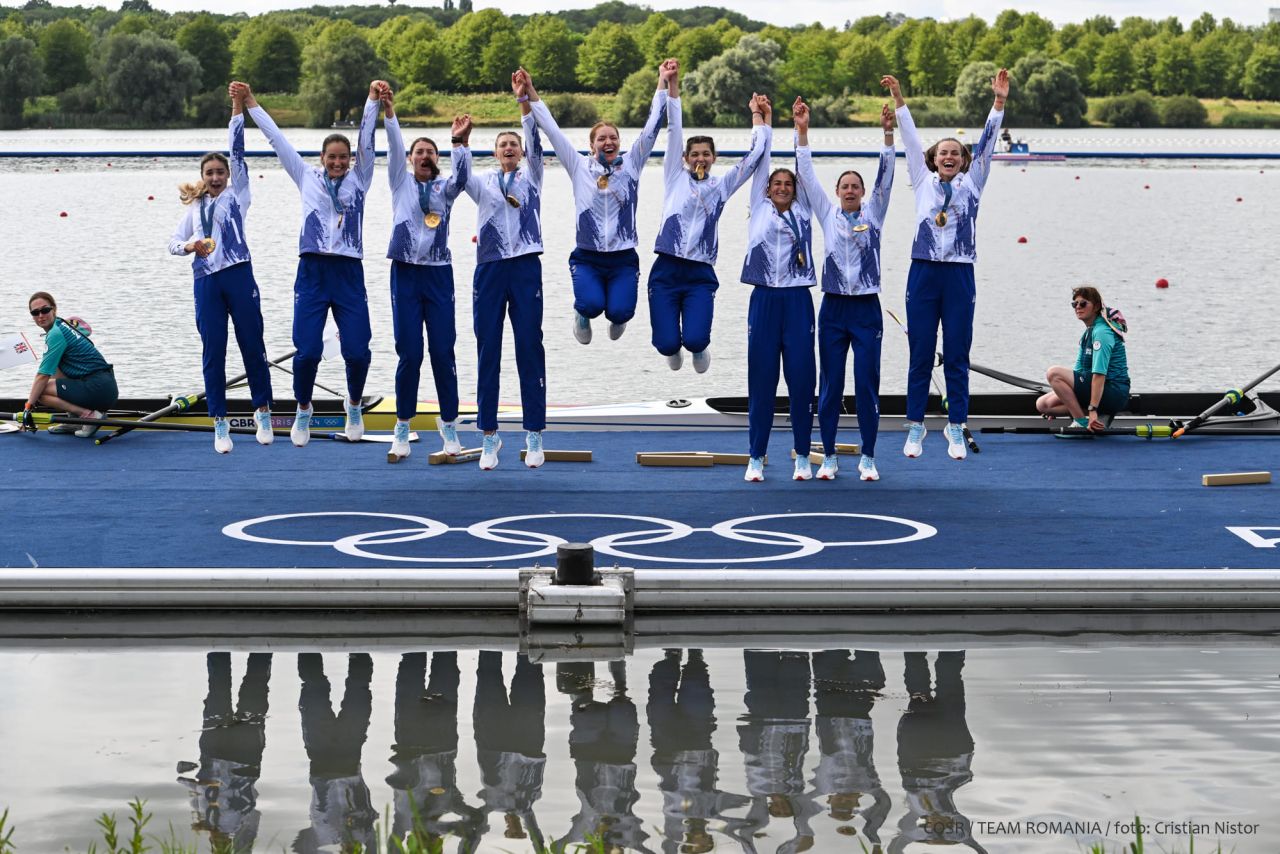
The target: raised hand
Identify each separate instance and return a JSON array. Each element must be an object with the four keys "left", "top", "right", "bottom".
[
  {"left": 992, "top": 67, "right": 1010, "bottom": 102},
  {"left": 792, "top": 96, "right": 809, "bottom": 131},
  {"left": 758, "top": 93, "right": 773, "bottom": 121},
  {"left": 880, "top": 102, "right": 894, "bottom": 132},
  {"left": 511, "top": 69, "right": 527, "bottom": 98},
  {"left": 451, "top": 114, "right": 473, "bottom": 141},
  {"left": 369, "top": 79, "right": 389, "bottom": 101},
  {"left": 880, "top": 74, "right": 904, "bottom": 107},
  {"left": 659, "top": 58, "right": 677, "bottom": 85}
]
